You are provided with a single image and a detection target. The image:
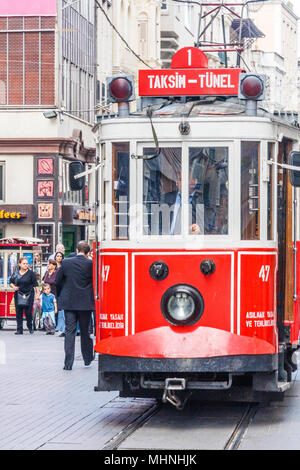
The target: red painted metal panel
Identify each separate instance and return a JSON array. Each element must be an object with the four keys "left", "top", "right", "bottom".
[
  {"left": 133, "top": 253, "right": 233, "bottom": 334},
  {"left": 99, "top": 254, "right": 127, "bottom": 339},
  {"left": 96, "top": 248, "right": 280, "bottom": 360},
  {"left": 238, "top": 253, "right": 278, "bottom": 350},
  {"left": 95, "top": 325, "right": 275, "bottom": 358}
]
